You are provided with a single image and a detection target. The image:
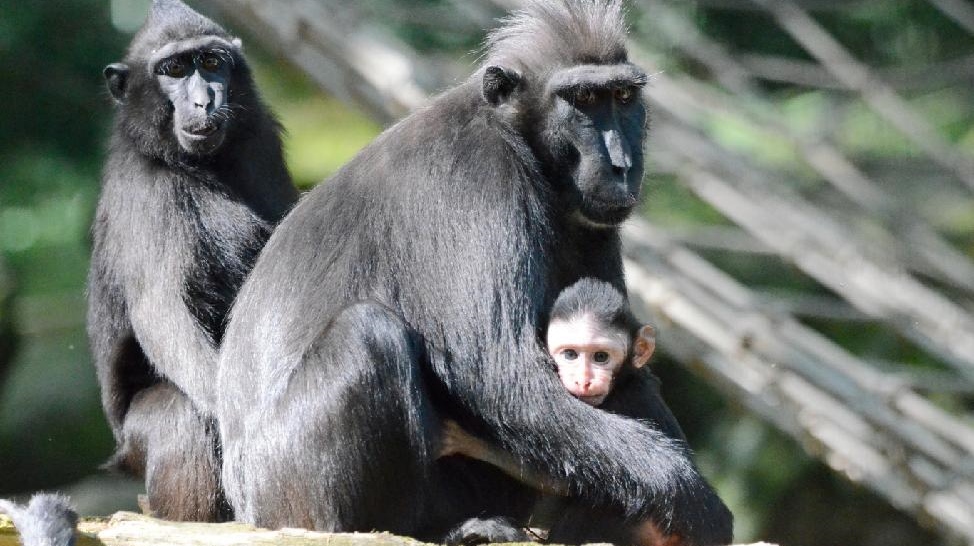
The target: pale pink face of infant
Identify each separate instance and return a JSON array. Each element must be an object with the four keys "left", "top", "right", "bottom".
[{"left": 547, "top": 314, "right": 655, "bottom": 407}]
